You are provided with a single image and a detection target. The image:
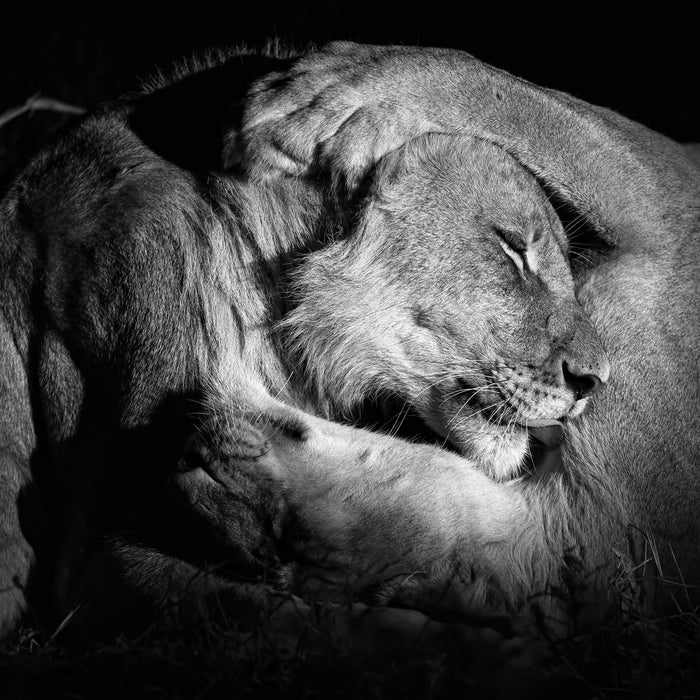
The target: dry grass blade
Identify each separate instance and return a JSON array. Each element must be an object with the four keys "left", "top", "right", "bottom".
[{"left": 0, "top": 94, "right": 86, "bottom": 132}]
